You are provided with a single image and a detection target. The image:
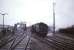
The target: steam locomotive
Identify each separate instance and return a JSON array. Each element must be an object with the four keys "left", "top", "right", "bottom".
[{"left": 31, "top": 22, "right": 48, "bottom": 38}]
